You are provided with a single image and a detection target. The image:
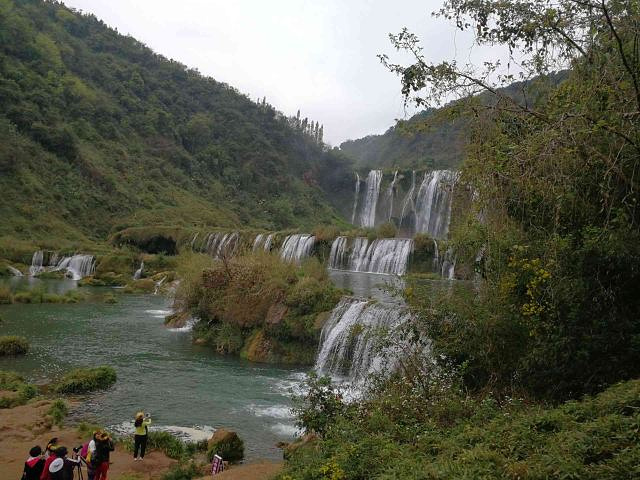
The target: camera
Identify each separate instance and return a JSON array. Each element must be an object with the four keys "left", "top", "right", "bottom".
[{"left": 73, "top": 446, "right": 82, "bottom": 454}]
